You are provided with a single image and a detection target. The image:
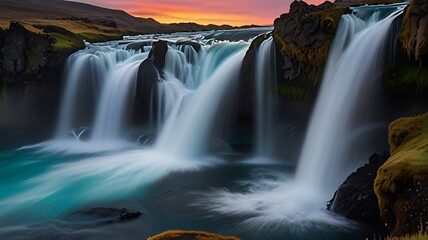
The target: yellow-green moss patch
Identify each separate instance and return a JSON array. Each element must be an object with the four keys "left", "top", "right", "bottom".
[
  {"left": 147, "top": 230, "right": 241, "bottom": 240},
  {"left": 374, "top": 113, "right": 428, "bottom": 219}
]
